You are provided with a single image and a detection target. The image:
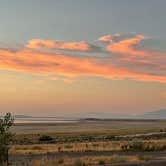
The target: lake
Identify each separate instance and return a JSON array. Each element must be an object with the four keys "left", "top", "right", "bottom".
[{"left": 14, "top": 117, "right": 78, "bottom": 124}]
